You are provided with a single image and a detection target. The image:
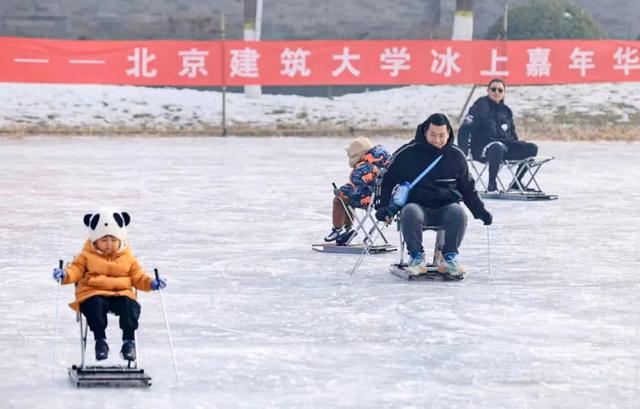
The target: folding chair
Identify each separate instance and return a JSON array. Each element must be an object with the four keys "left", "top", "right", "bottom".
[
  {"left": 389, "top": 218, "right": 463, "bottom": 281},
  {"left": 468, "top": 155, "right": 558, "bottom": 201},
  {"left": 312, "top": 181, "right": 397, "bottom": 255},
  {"left": 67, "top": 287, "right": 152, "bottom": 388}
]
